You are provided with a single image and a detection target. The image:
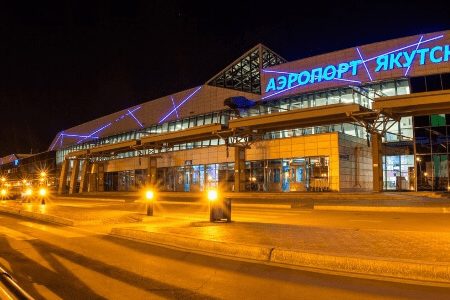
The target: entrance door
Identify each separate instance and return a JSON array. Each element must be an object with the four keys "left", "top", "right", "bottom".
[
  {"left": 184, "top": 167, "right": 191, "bottom": 192},
  {"left": 289, "top": 159, "right": 308, "bottom": 191}
]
